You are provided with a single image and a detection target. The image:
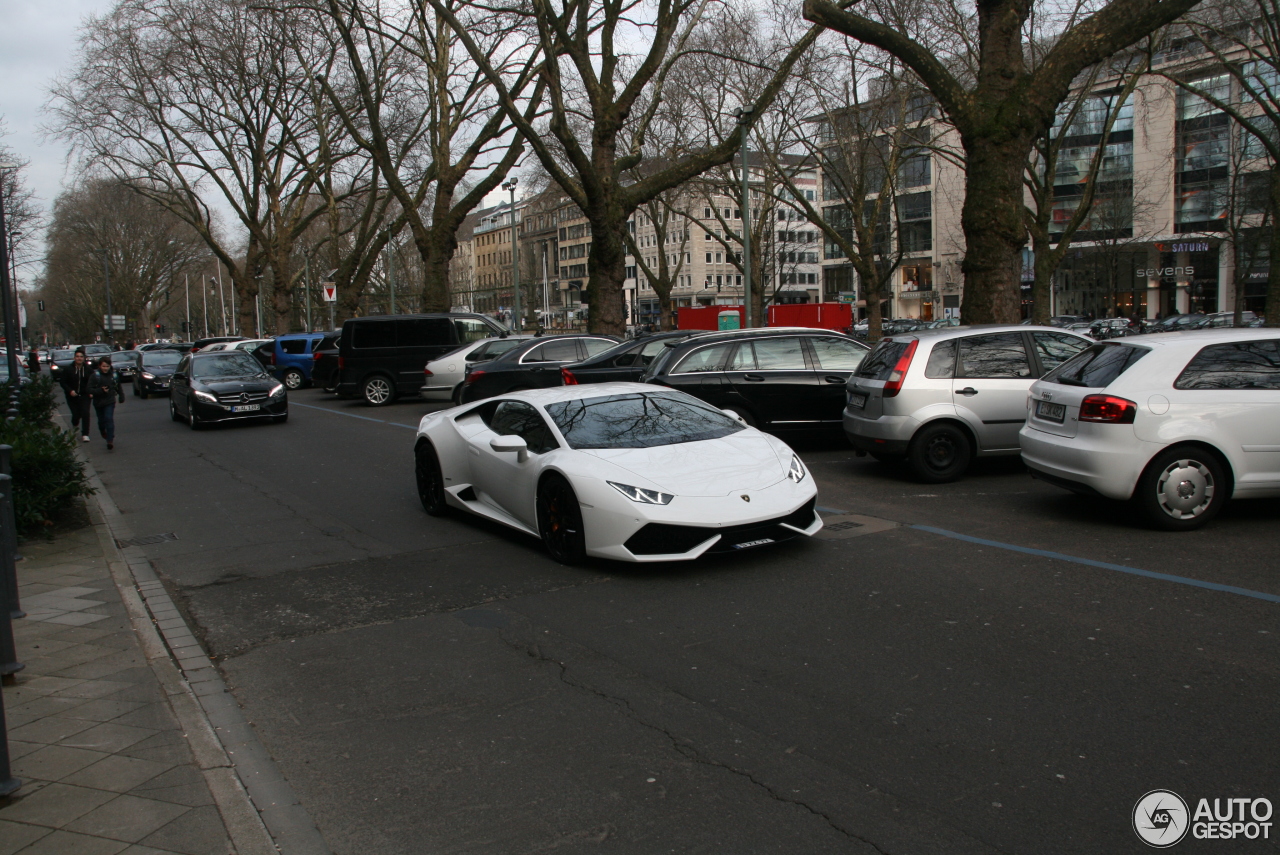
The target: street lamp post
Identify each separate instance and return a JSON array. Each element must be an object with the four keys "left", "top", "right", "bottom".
[
  {"left": 503, "top": 178, "right": 522, "bottom": 331},
  {"left": 304, "top": 256, "right": 312, "bottom": 333},
  {"left": 0, "top": 163, "right": 19, "bottom": 380},
  {"left": 734, "top": 105, "right": 754, "bottom": 328},
  {"left": 184, "top": 274, "right": 191, "bottom": 341},
  {"left": 213, "top": 273, "right": 227, "bottom": 336}
]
